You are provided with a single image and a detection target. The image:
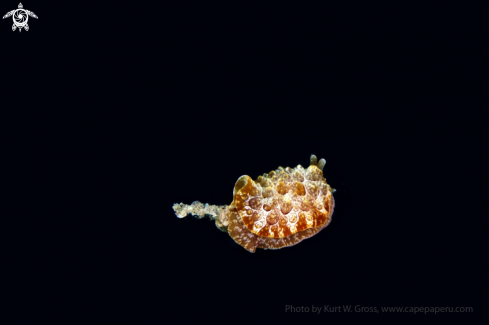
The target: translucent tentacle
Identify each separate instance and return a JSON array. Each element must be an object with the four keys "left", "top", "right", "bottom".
[
  {"left": 318, "top": 158, "right": 326, "bottom": 171},
  {"left": 310, "top": 154, "right": 318, "bottom": 166},
  {"left": 172, "top": 201, "right": 229, "bottom": 232}
]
